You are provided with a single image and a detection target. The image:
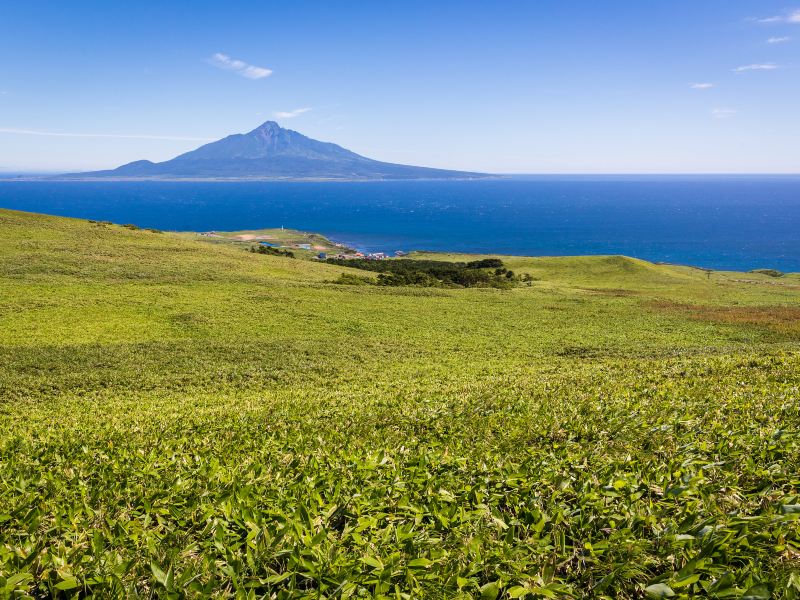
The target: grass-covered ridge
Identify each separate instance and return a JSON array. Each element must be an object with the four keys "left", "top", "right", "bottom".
[{"left": 0, "top": 208, "right": 798, "bottom": 599}]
